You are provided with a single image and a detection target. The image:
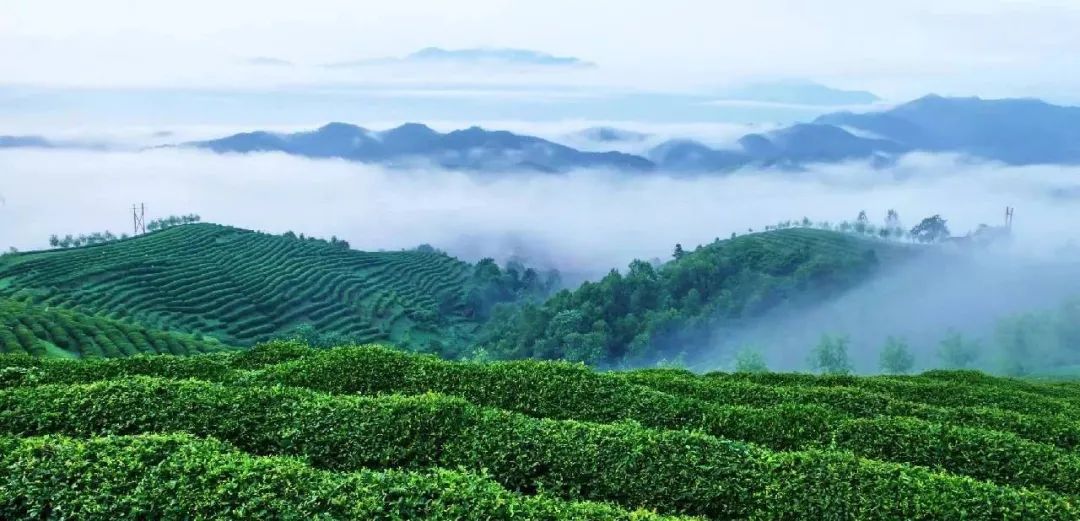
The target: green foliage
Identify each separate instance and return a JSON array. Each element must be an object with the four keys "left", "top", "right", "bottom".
[
  {"left": 976, "top": 299, "right": 1080, "bottom": 376},
  {"left": 910, "top": 214, "right": 951, "bottom": 243},
  {"left": 879, "top": 336, "right": 914, "bottom": 374},
  {"left": 0, "top": 434, "right": 675, "bottom": 521},
  {"left": 734, "top": 347, "right": 769, "bottom": 373},
  {"left": 1, "top": 376, "right": 1076, "bottom": 518},
  {"left": 0, "top": 223, "right": 542, "bottom": 356},
  {"left": 0, "top": 297, "right": 230, "bottom": 358},
  {"left": 464, "top": 258, "right": 560, "bottom": 320},
  {"left": 631, "top": 367, "right": 1080, "bottom": 451},
  {"left": 145, "top": 213, "right": 201, "bottom": 232},
  {"left": 3, "top": 345, "right": 1080, "bottom": 519},
  {"left": 938, "top": 330, "right": 981, "bottom": 368},
  {"left": 809, "top": 334, "right": 853, "bottom": 375},
  {"left": 482, "top": 228, "right": 896, "bottom": 366},
  {"left": 48, "top": 230, "right": 127, "bottom": 249}
]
